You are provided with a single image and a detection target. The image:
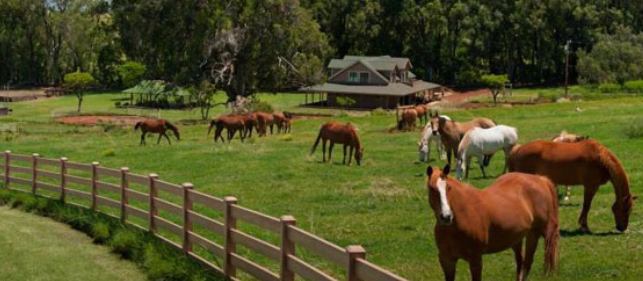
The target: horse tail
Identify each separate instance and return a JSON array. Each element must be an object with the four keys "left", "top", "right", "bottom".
[
  {"left": 310, "top": 130, "right": 322, "bottom": 155},
  {"left": 134, "top": 122, "right": 142, "bottom": 131},
  {"left": 543, "top": 176, "right": 559, "bottom": 275}
]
